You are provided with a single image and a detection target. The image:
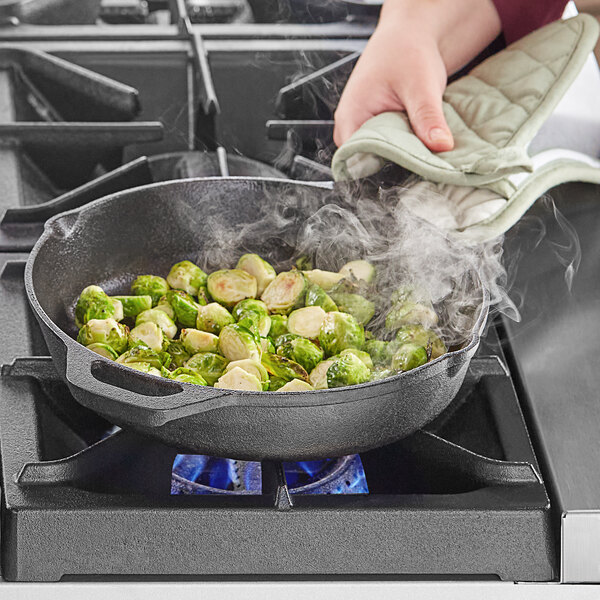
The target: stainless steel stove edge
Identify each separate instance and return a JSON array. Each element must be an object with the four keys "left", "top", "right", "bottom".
[{"left": 562, "top": 511, "right": 600, "bottom": 583}]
